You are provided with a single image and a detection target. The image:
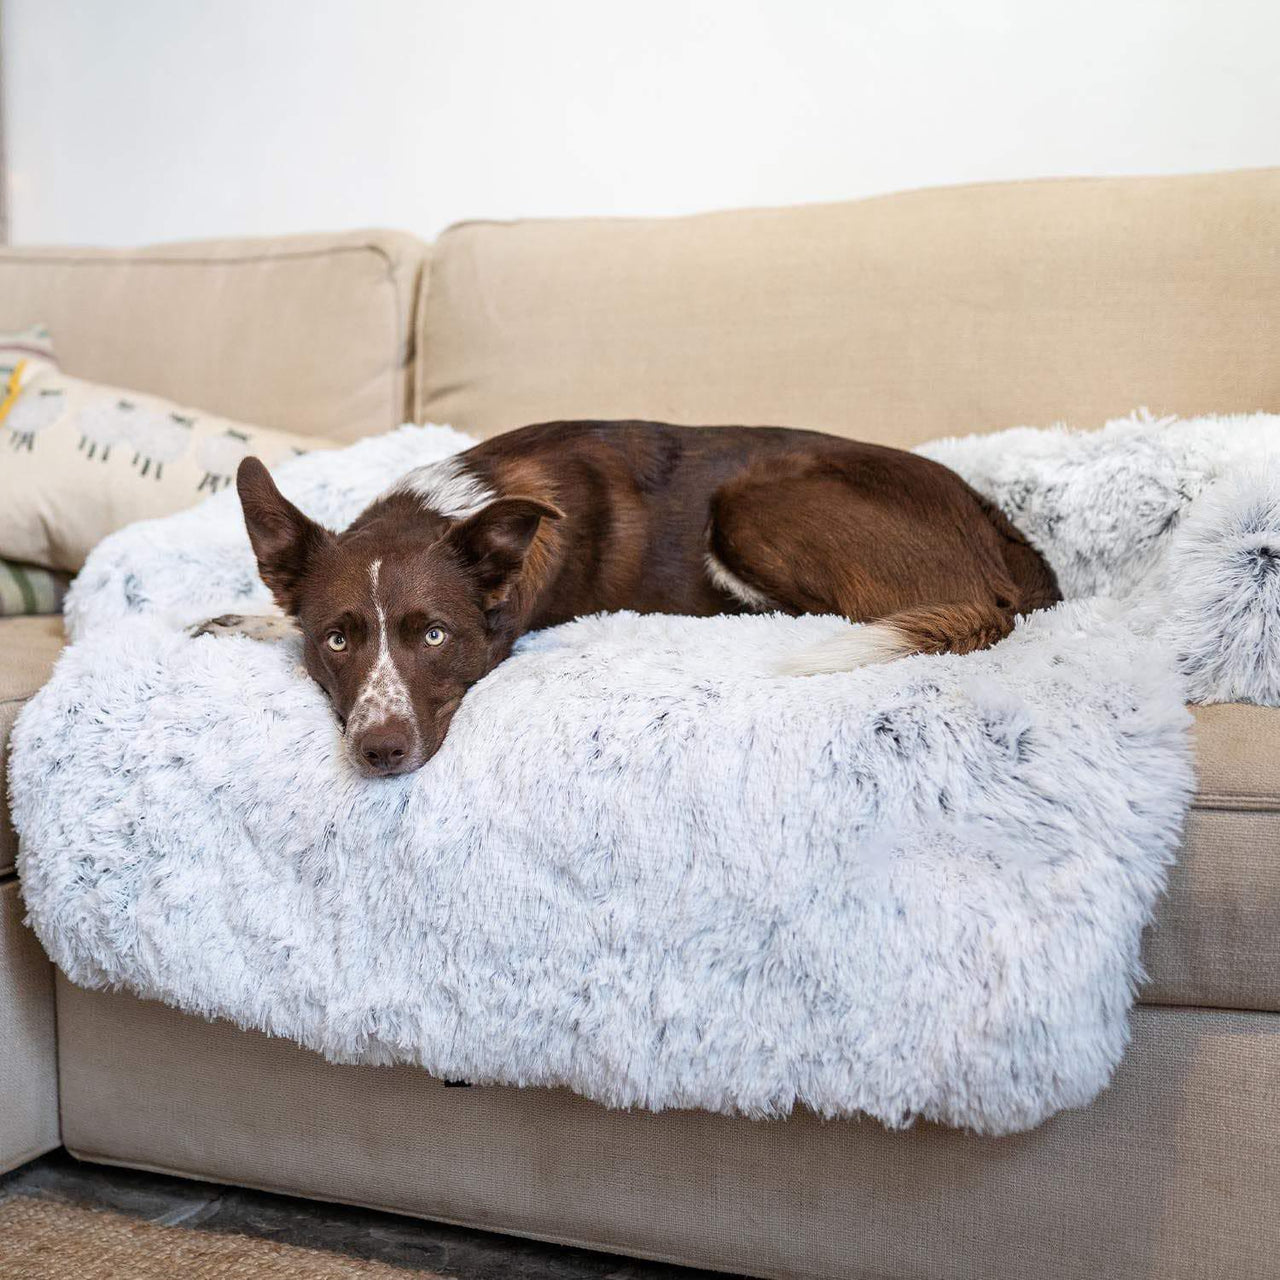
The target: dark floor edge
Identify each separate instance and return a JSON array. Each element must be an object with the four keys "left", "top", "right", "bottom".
[{"left": 5, "top": 1149, "right": 744, "bottom": 1280}]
